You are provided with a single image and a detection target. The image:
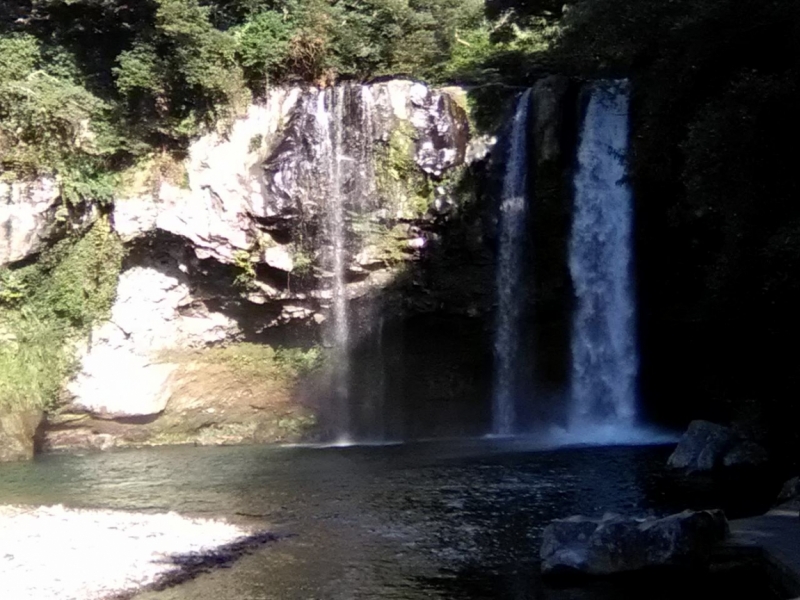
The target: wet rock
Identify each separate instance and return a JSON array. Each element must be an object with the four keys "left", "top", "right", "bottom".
[
  {"left": 0, "top": 178, "right": 61, "bottom": 266},
  {"left": 261, "top": 80, "right": 469, "bottom": 224},
  {"left": 533, "top": 75, "right": 570, "bottom": 165},
  {"left": 411, "top": 87, "right": 469, "bottom": 177},
  {"left": 0, "top": 408, "right": 43, "bottom": 462},
  {"left": 777, "top": 476, "right": 800, "bottom": 504},
  {"left": 667, "top": 420, "right": 769, "bottom": 473},
  {"left": 722, "top": 440, "right": 769, "bottom": 469},
  {"left": 355, "top": 245, "right": 386, "bottom": 269},
  {"left": 541, "top": 510, "right": 729, "bottom": 576}
]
